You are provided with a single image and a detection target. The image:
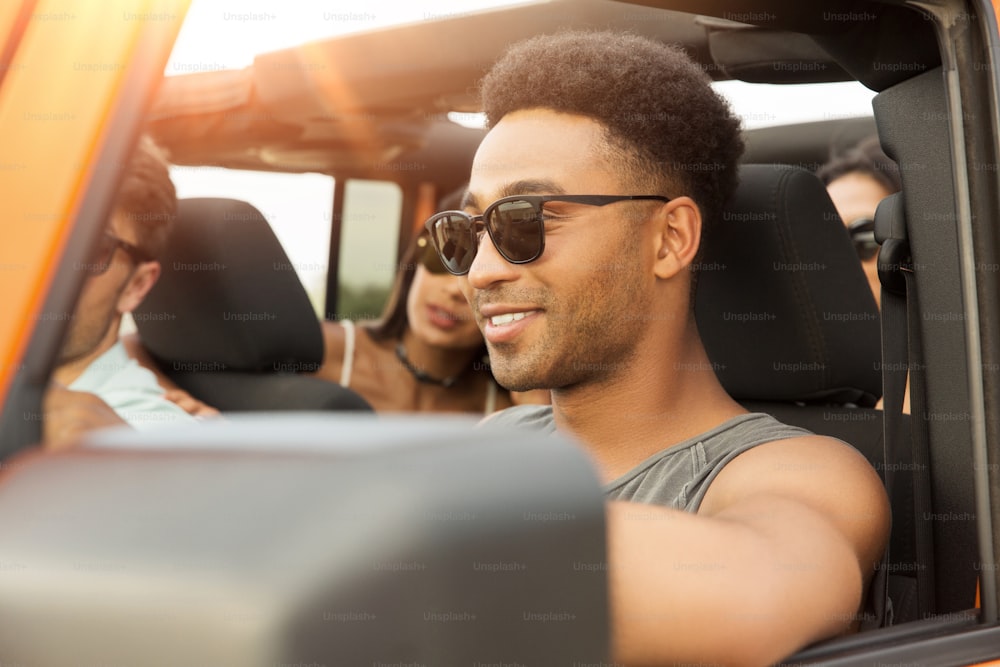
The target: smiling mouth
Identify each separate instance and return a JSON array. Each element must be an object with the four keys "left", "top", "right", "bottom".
[{"left": 488, "top": 311, "right": 536, "bottom": 327}]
